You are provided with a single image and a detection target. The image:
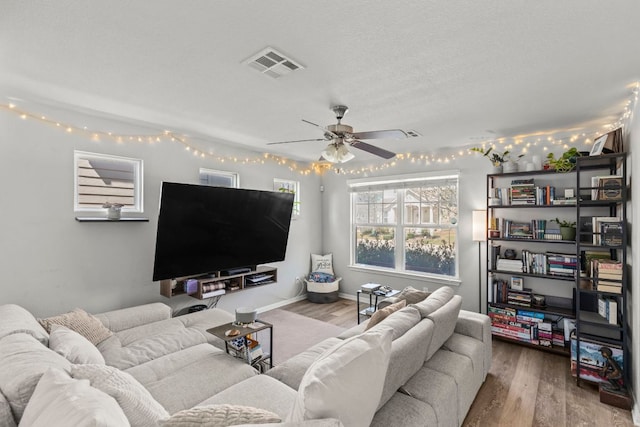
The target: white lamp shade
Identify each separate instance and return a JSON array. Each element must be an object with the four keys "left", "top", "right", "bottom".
[{"left": 472, "top": 210, "right": 486, "bottom": 242}]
